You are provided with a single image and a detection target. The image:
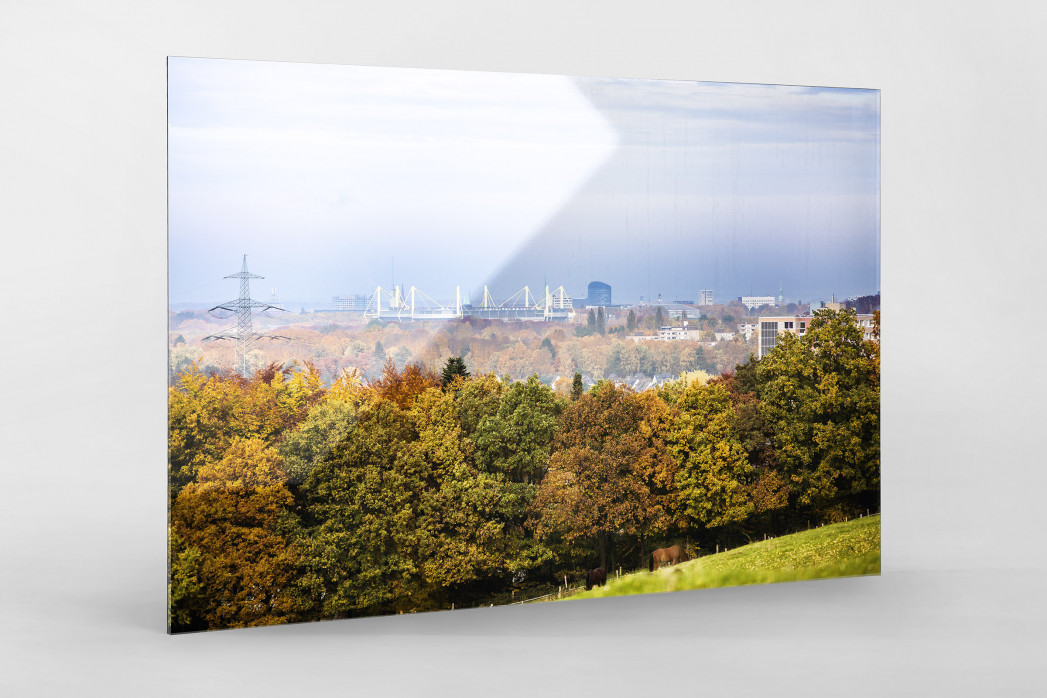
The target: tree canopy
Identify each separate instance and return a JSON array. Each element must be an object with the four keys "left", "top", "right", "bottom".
[{"left": 168, "top": 311, "right": 879, "bottom": 630}]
